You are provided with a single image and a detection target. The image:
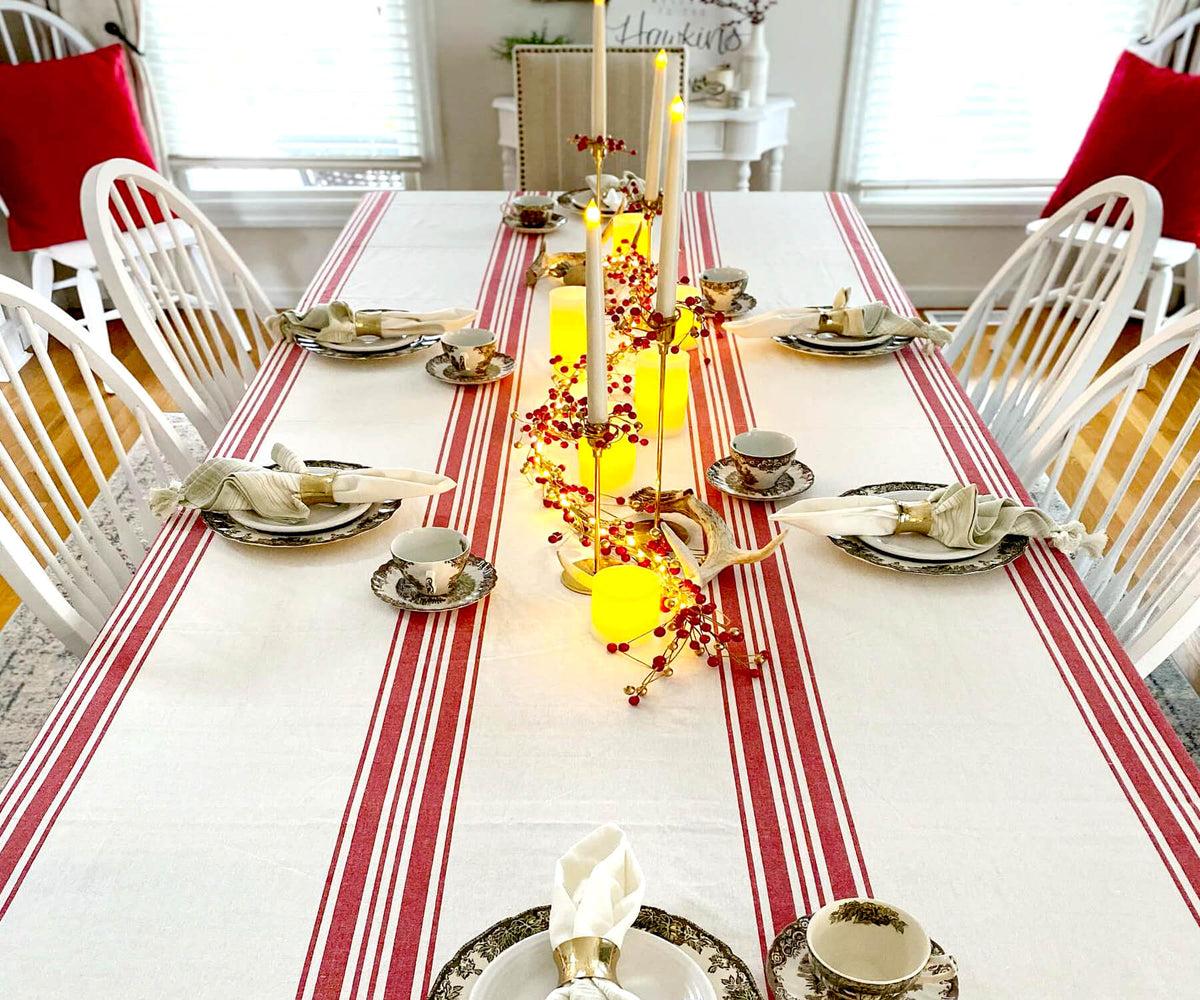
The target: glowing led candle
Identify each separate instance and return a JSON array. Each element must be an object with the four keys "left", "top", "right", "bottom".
[
  {"left": 610, "top": 212, "right": 650, "bottom": 257},
  {"left": 549, "top": 285, "right": 587, "bottom": 362},
  {"left": 577, "top": 433, "right": 636, "bottom": 492},
  {"left": 584, "top": 200, "right": 606, "bottom": 422},
  {"left": 591, "top": 0, "right": 607, "bottom": 140},
  {"left": 645, "top": 49, "right": 669, "bottom": 201},
  {"left": 654, "top": 97, "right": 686, "bottom": 318},
  {"left": 634, "top": 347, "right": 691, "bottom": 434},
  {"left": 590, "top": 564, "right": 662, "bottom": 643},
  {"left": 674, "top": 286, "right": 699, "bottom": 348}
]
